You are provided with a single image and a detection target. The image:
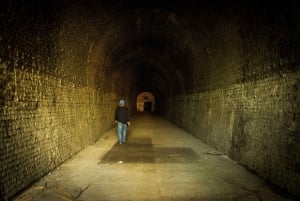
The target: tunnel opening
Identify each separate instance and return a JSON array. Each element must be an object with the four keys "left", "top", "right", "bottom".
[
  {"left": 136, "top": 91, "right": 155, "bottom": 112},
  {"left": 144, "top": 102, "right": 152, "bottom": 112}
]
